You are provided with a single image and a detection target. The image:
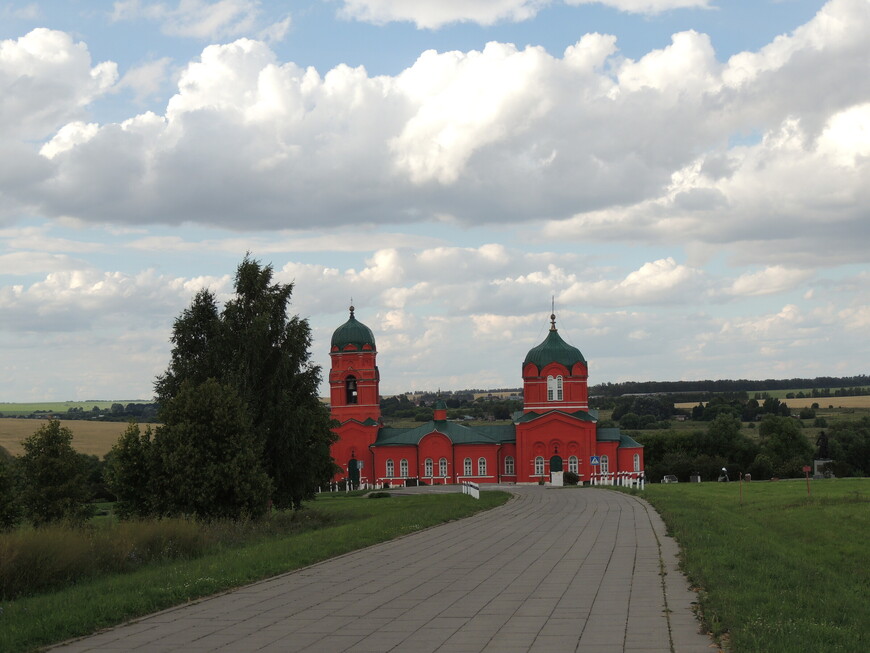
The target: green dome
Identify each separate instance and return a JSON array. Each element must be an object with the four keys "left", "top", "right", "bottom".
[
  {"left": 331, "top": 307, "right": 376, "bottom": 351},
  {"left": 433, "top": 398, "right": 447, "bottom": 411},
  {"left": 524, "top": 317, "right": 585, "bottom": 370}
]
